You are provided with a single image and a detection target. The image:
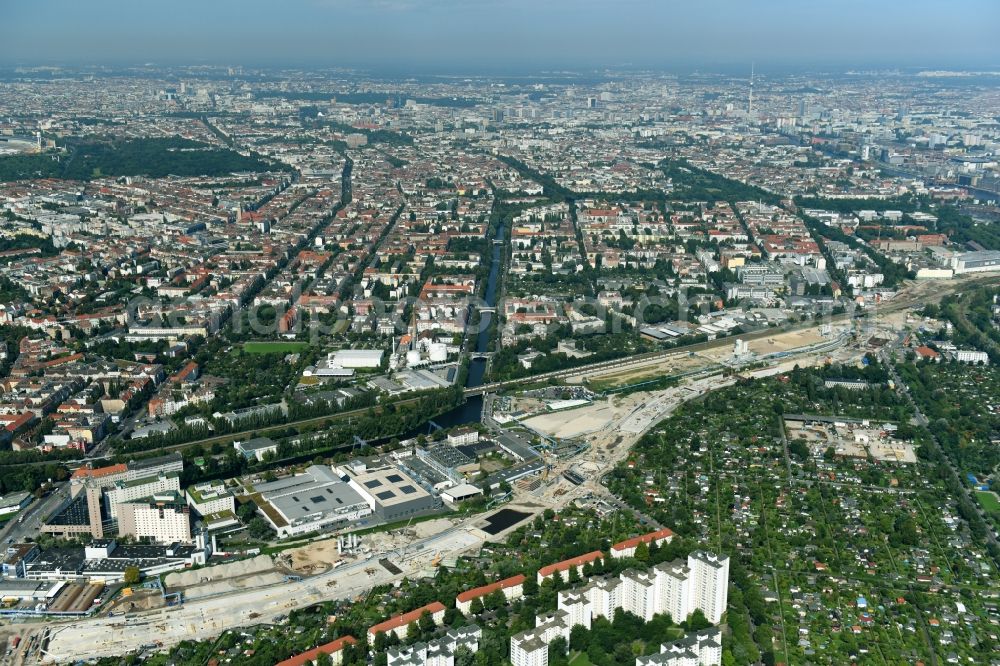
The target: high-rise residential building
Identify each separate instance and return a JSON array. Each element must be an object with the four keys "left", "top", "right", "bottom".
[
  {"left": 386, "top": 625, "right": 481, "bottom": 666},
  {"left": 556, "top": 589, "right": 592, "bottom": 630},
  {"left": 688, "top": 551, "right": 730, "bottom": 624},
  {"left": 105, "top": 472, "right": 181, "bottom": 520},
  {"left": 621, "top": 568, "right": 658, "bottom": 621},
  {"left": 116, "top": 493, "right": 192, "bottom": 543},
  {"left": 636, "top": 628, "right": 723, "bottom": 666},
  {"left": 654, "top": 560, "right": 691, "bottom": 624},
  {"left": 511, "top": 610, "right": 572, "bottom": 666},
  {"left": 581, "top": 576, "right": 621, "bottom": 619},
  {"left": 510, "top": 550, "right": 730, "bottom": 666}
]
